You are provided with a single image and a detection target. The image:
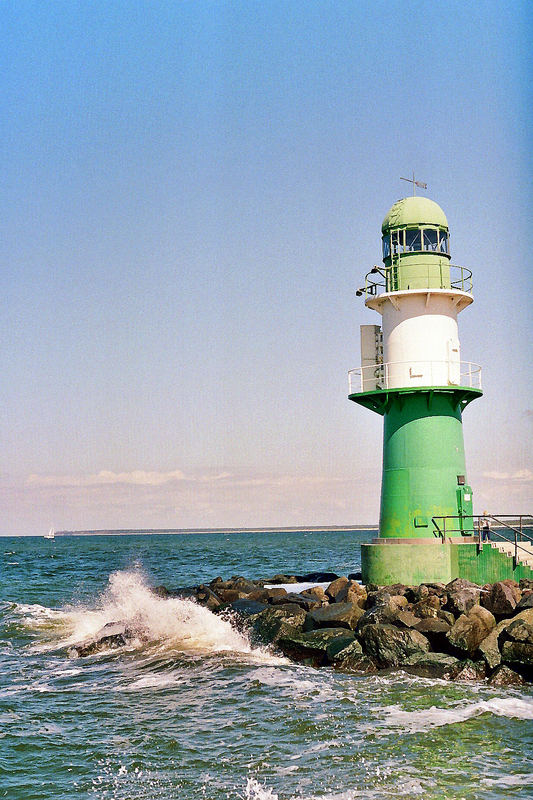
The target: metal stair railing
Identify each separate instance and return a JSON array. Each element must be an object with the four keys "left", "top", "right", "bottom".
[{"left": 432, "top": 514, "right": 533, "bottom": 568}]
